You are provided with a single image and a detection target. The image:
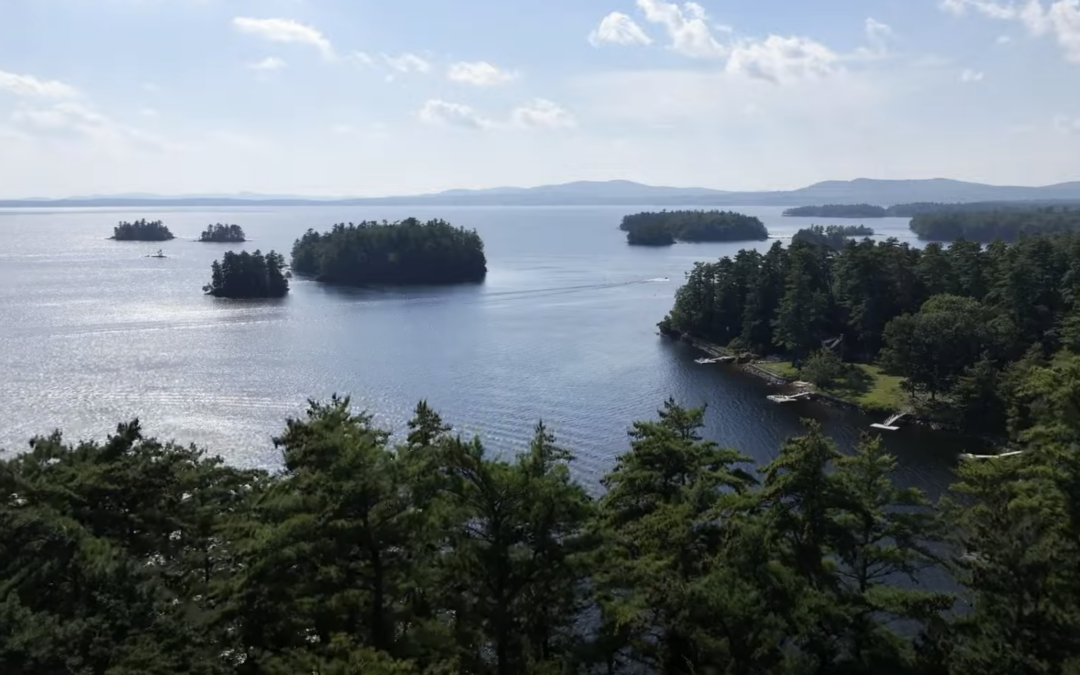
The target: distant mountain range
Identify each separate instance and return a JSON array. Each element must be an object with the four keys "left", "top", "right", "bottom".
[{"left": 5, "top": 178, "right": 1080, "bottom": 208}]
